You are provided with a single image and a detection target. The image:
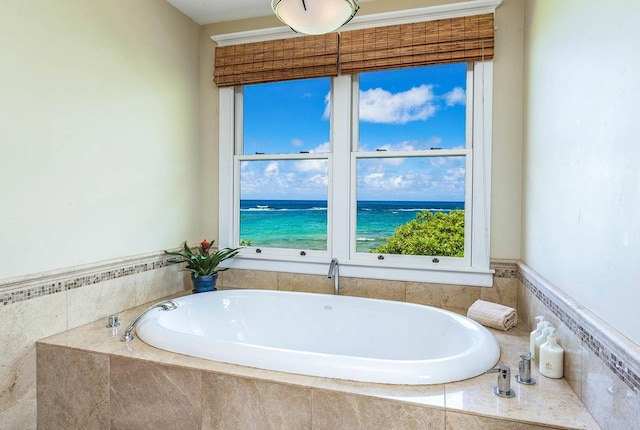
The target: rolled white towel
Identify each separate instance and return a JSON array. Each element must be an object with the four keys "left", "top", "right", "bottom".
[{"left": 467, "top": 299, "right": 517, "bottom": 331}]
